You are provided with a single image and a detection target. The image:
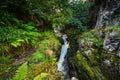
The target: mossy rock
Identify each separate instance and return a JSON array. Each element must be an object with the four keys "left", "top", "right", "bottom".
[{"left": 70, "top": 51, "right": 105, "bottom": 80}]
